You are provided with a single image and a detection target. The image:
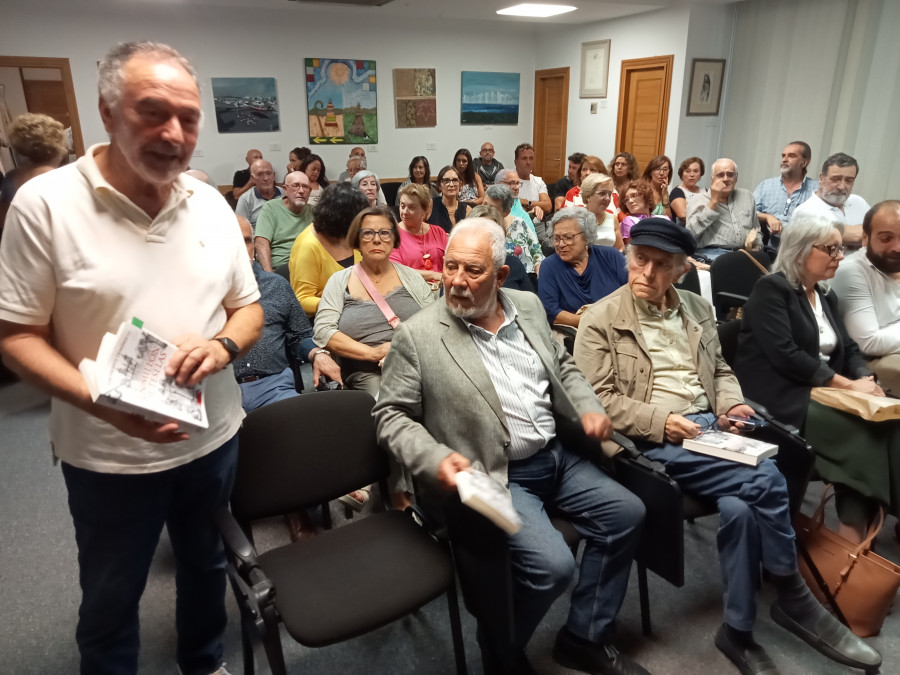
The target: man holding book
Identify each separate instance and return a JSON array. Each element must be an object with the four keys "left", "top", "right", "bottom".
[
  {"left": 574, "top": 218, "right": 881, "bottom": 675},
  {"left": 0, "top": 42, "right": 263, "bottom": 675},
  {"left": 374, "top": 218, "right": 648, "bottom": 675}
]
